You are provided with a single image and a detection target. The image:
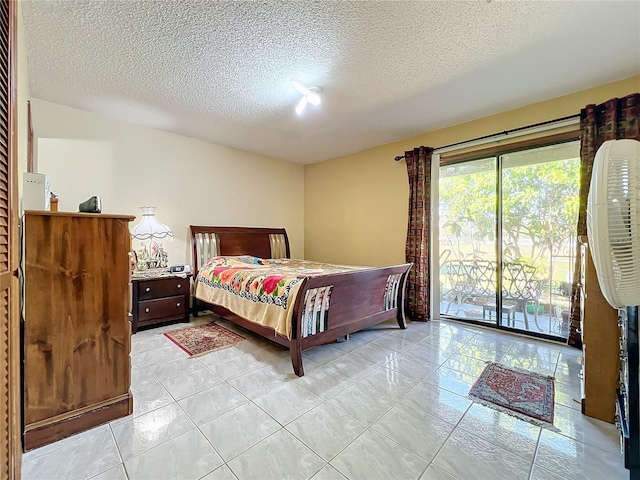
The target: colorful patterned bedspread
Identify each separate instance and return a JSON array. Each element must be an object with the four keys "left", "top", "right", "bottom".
[{"left": 194, "top": 256, "right": 369, "bottom": 338}]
